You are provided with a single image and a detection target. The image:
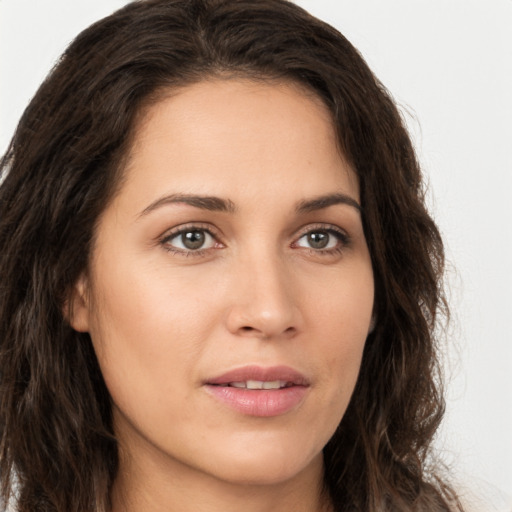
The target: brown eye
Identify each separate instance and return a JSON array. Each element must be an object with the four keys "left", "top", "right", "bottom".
[
  {"left": 296, "top": 230, "right": 340, "bottom": 250},
  {"left": 306, "top": 231, "right": 329, "bottom": 249},
  {"left": 181, "top": 230, "right": 206, "bottom": 250},
  {"left": 165, "top": 229, "right": 216, "bottom": 251}
]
